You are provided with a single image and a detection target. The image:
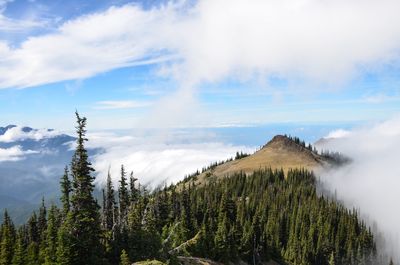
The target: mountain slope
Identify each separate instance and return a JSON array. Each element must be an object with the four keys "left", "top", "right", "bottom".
[{"left": 183, "top": 135, "right": 329, "bottom": 187}]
